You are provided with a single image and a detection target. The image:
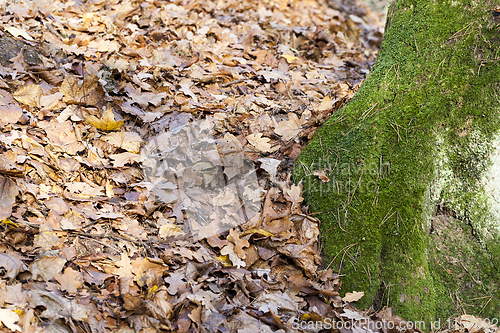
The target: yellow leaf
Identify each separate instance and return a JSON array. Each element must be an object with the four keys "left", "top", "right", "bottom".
[
  {"left": 159, "top": 223, "right": 186, "bottom": 239},
  {"left": 1, "top": 218, "right": 18, "bottom": 228},
  {"left": 282, "top": 54, "right": 298, "bottom": 63},
  {"left": 13, "top": 84, "right": 42, "bottom": 107},
  {"left": 146, "top": 285, "right": 158, "bottom": 299},
  {"left": 215, "top": 254, "right": 232, "bottom": 267},
  {"left": 240, "top": 228, "right": 274, "bottom": 238},
  {"left": 86, "top": 108, "right": 124, "bottom": 131}
]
